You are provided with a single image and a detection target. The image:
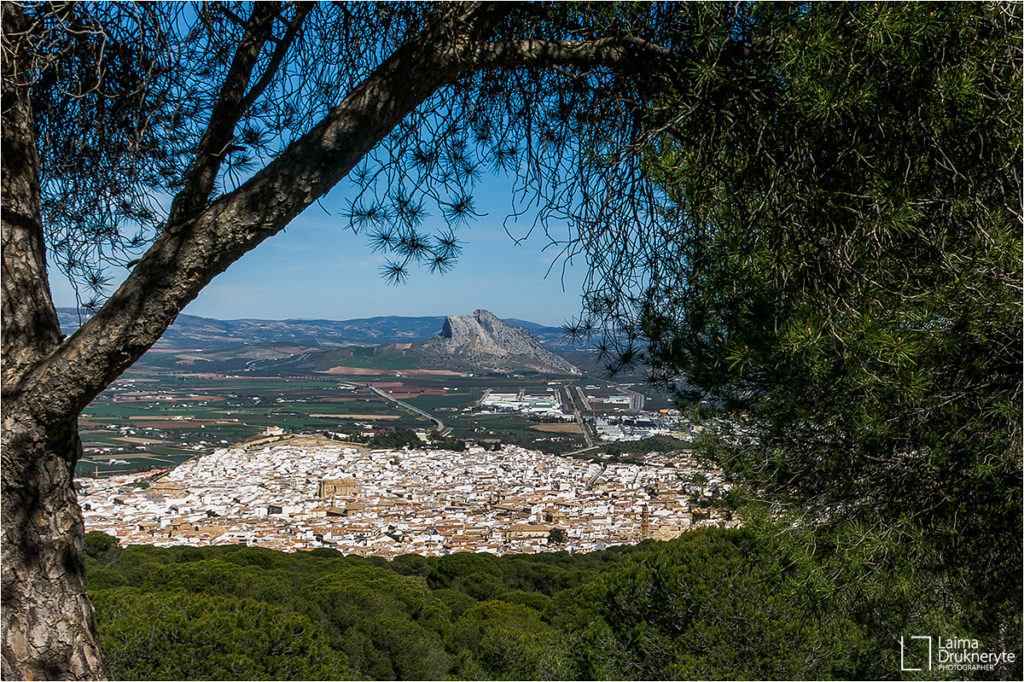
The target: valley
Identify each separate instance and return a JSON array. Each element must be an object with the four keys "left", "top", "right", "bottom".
[
  {"left": 75, "top": 310, "right": 684, "bottom": 479},
  {"left": 75, "top": 310, "right": 727, "bottom": 561}
]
